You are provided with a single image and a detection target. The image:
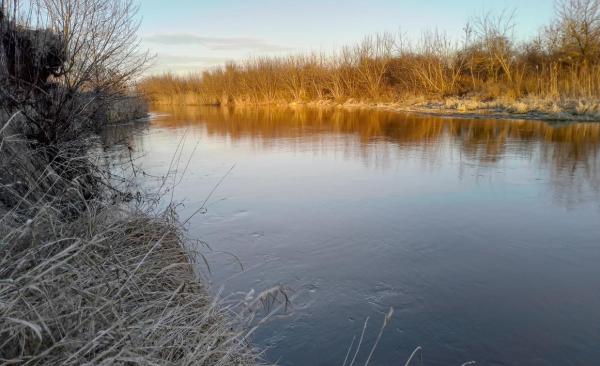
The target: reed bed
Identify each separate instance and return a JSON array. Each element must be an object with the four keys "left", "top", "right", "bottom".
[{"left": 139, "top": 1, "right": 600, "bottom": 120}]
